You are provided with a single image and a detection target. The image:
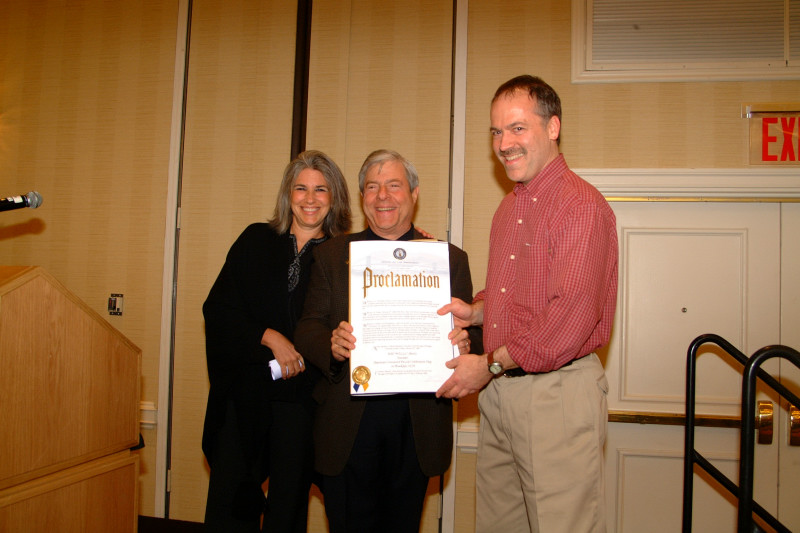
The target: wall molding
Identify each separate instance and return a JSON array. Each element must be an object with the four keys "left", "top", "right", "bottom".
[
  {"left": 577, "top": 168, "right": 800, "bottom": 200},
  {"left": 140, "top": 401, "right": 157, "bottom": 429},
  {"left": 456, "top": 423, "right": 479, "bottom": 453}
]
